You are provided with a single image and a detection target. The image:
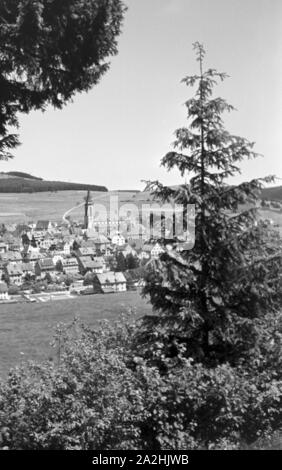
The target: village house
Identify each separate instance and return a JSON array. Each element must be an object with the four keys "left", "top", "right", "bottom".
[
  {"left": 76, "top": 246, "right": 96, "bottom": 258},
  {"left": 111, "top": 232, "right": 126, "bottom": 247},
  {"left": 32, "top": 222, "right": 53, "bottom": 246},
  {"left": 0, "top": 251, "right": 23, "bottom": 263},
  {"left": 48, "top": 239, "right": 62, "bottom": 251},
  {"left": 4, "top": 224, "right": 17, "bottom": 233},
  {"left": 0, "top": 242, "right": 8, "bottom": 254},
  {"left": 8, "top": 240, "right": 22, "bottom": 252},
  {"left": 21, "top": 262, "right": 35, "bottom": 279},
  {"left": 35, "top": 220, "right": 53, "bottom": 232},
  {"left": 32, "top": 230, "right": 45, "bottom": 245},
  {"left": 40, "top": 237, "right": 54, "bottom": 250},
  {"left": 5, "top": 262, "right": 24, "bottom": 286},
  {"left": 35, "top": 258, "right": 55, "bottom": 277},
  {"left": 69, "top": 279, "right": 85, "bottom": 294},
  {"left": 52, "top": 253, "right": 64, "bottom": 267},
  {"left": 22, "top": 249, "right": 42, "bottom": 267},
  {"left": 91, "top": 234, "right": 111, "bottom": 253},
  {"left": 63, "top": 241, "right": 73, "bottom": 256},
  {"left": 138, "top": 243, "right": 152, "bottom": 260},
  {"left": 138, "top": 250, "right": 150, "bottom": 261},
  {"left": 91, "top": 259, "right": 106, "bottom": 274},
  {"left": 0, "top": 261, "right": 5, "bottom": 281},
  {"left": 93, "top": 271, "right": 127, "bottom": 294},
  {"left": 117, "top": 243, "right": 137, "bottom": 258},
  {"left": 151, "top": 242, "right": 165, "bottom": 258},
  {"left": 80, "top": 238, "right": 96, "bottom": 248},
  {"left": 16, "top": 224, "right": 31, "bottom": 236},
  {"left": 93, "top": 256, "right": 108, "bottom": 272},
  {"left": 61, "top": 257, "right": 80, "bottom": 275},
  {"left": 0, "top": 282, "right": 9, "bottom": 300},
  {"left": 77, "top": 256, "right": 104, "bottom": 275},
  {"left": 69, "top": 279, "right": 92, "bottom": 295}
]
